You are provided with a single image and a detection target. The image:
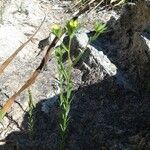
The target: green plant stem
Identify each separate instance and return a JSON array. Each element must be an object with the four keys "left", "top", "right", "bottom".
[{"left": 58, "top": 34, "right": 74, "bottom": 150}]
